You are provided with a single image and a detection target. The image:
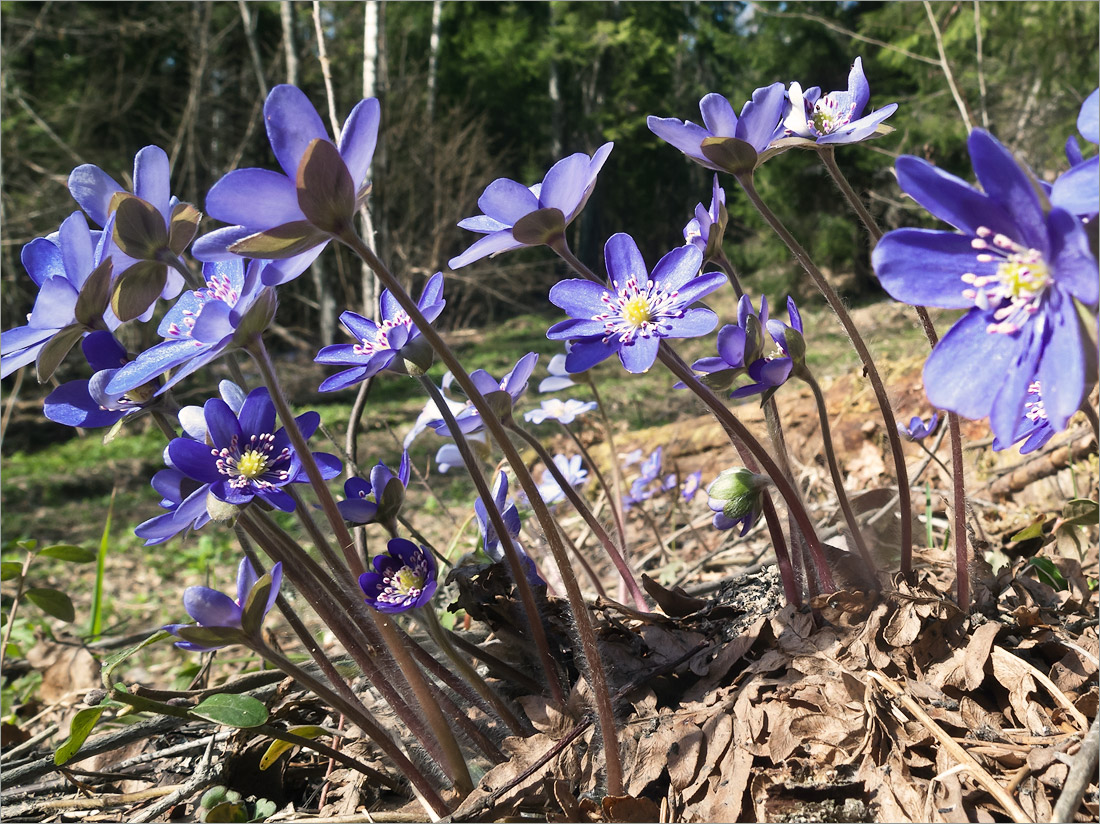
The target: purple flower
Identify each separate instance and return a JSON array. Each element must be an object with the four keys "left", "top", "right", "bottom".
[
  {"left": 475, "top": 472, "right": 544, "bottom": 587},
  {"left": 534, "top": 454, "right": 588, "bottom": 505},
  {"left": 681, "top": 470, "right": 703, "bottom": 501},
  {"left": 728, "top": 296, "right": 804, "bottom": 401},
  {"left": 192, "top": 85, "right": 380, "bottom": 286},
  {"left": 992, "top": 380, "right": 1055, "bottom": 455},
  {"left": 166, "top": 558, "right": 283, "bottom": 652},
  {"left": 538, "top": 345, "right": 580, "bottom": 393},
  {"left": 781, "top": 57, "right": 897, "bottom": 145},
  {"left": 337, "top": 452, "right": 412, "bottom": 527},
  {"left": 547, "top": 234, "right": 726, "bottom": 374},
  {"left": 1, "top": 212, "right": 114, "bottom": 381},
  {"left": 359, "top": 538, "right": 437, "bottom": 613},
  {"left": 135, "top": 383, "right": 246, "bottom": 546},
  {"left": 448, "top": 143, "right": 613, "bottom": 269},
  {"left": 44, "top": 332, "right": 159, "bottom": 429},
  {"left": 687, "top": 295, "right": 771, "bottom": 390},
  {"left": 68, "top": 145, "right": 196, "bottom": 319},
  {"left": 647, "top": 84, "right": 787, "bottom": 174},
  {"left": 428, "top": 353, "right": 538, "bottom": 435},
  {"left": 898, "top": 413, "right": 940, "bottom": 442},
  {"left": 166, "top": 387, "right": 341, "bottom": 512},
  {"left": 105, "top": 258, "right": 273, "bottom": 397},
  {"left": 623, "top": 446, "right": 663, "bottom": 509},
  {"left": 873, "top": 129, "right": 1098, "bottom": 444},
  {"left": 707, "top": 468, "right": 768, "bottom": 535},
  {"left": 1051, "top": 88, "right": 1099, "bottom": 220},
  {"left": 683, "top": 175, "right": 727, "bottom": 259},
  {"left": 316, "top": 273, "right": 445, "bottom": 391},
  {"left": 523, "top": 398, "right": 597, "bottom": 425}
]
